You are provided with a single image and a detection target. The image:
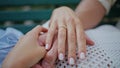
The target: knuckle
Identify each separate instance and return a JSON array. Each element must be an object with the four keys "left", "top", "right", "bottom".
[
  {"left": 67, "top": 17, "right": 74, "bottom": 23},
  {"left": 53, "top": 8, "right": 58, "bottom": 13},
  {"left": 59, "top": 28, "right": 66, "bottom": 33},
  {"left": 46, "top": 54, "right": 54, "bottom": 61},
  {"left": 75, "top": 19, "right": 80, "bottom": 25}
]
